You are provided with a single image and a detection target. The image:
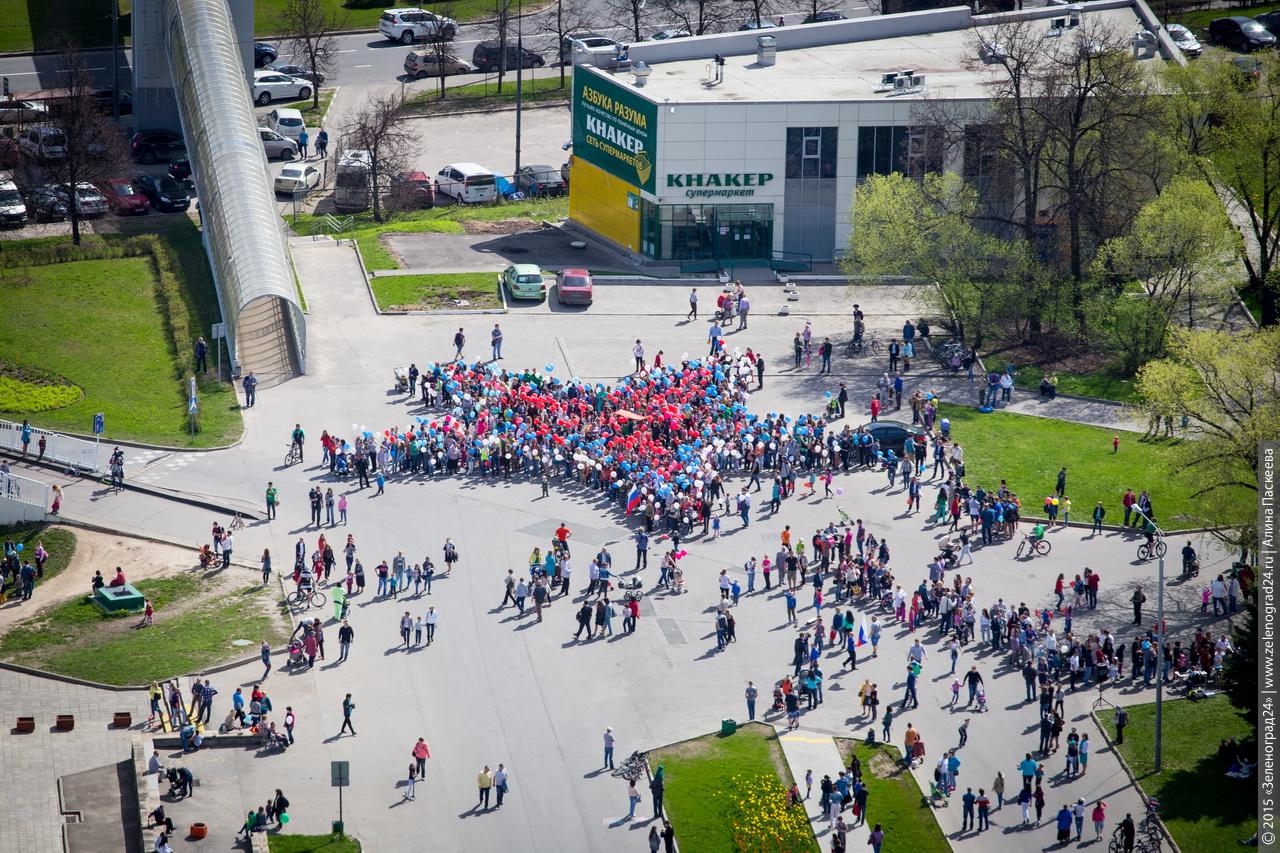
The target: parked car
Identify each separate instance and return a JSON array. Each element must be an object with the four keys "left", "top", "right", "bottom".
[
  {"left": 255, "top": 42, "right": 278, "bottom": 68},
  {"left": 133, "top": 174, "right": 191, "bottom": 212},
  {"left": 562, "top": 33, "right": 621, "bottom": 65},
  {"left": 24, "top": 186, "right": 67, "bottom": 221},
  {"left": 91, "top": 87, "right": 133, "bottom": 115},
  {"left": 379, "top": 8, "right": 458, "bottom": 44},
  {"left": 556, "top": 268, "right": 593, "bottom": 305},
  {"left": 803, "top": 10, "right": 846, "bottom": 22},
  {"left": 0, "top": 179, "right": 28, "bottom": 226},
  {"left": 19, "top": 126, "right": 66, "bottom": 162},
  {"left": 435, "top": 162, "right": 497, "bottom": 204},
  {"left": 515, "top": 164, "right": 566, "bottom": 197},
  {"left": 269, "top": 64, "right": 325, "bottom": 86},
  {"left": 738, "top": 20, "right": 778, "bottom": 30},
  {"left": 274, "top": 163, "right": 321, "bottom": 195},
  {"left": 0, "top": 127, "right": 21, "bottom": 167},
  {"left": 94, "top": 178, "right": 150, "bottom": 215},
  {"left": 1257, "top": 11, "right": 1280, "bottom": 37},
  {"left": 387, "top": 171, "right": 436, "bottom": 209},
  {"left": 253, "top": 71, "right": 312, "bottom": 106},
  {"left": 130, "top": 129, "right": 185, "bottom": 164},
  {"left": 1166, "top": 24, "right": 1202, "bottom": 57},
  {"left": 500, "top": 263, "right": 547, "bottom": 301},
  {"left": 472, "top": 41, "right": 545, "bottom": 72},
  {"left": 54, "top": 182, "right": 109, "bottom": 217},
  {"left": 266, "top": 107, "right": 306, "bottom": 141},
  {"left": 259, "top": 127, "right": 300, "bottom": 160},
  {"left": 404, "top": 49, "right": 473, "bottom": 78},
  {"left": 1208, "top": 16, "right": 1276, "bottom": 51},
  {"left": 858, "top": 420, "right": 927, "bottom": 457},
  {"left": 648, "top": 29, "right": 691, "bottom": 40},
  {"left": 0, "top": 100, "right": 49, "bottom": 124}
]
